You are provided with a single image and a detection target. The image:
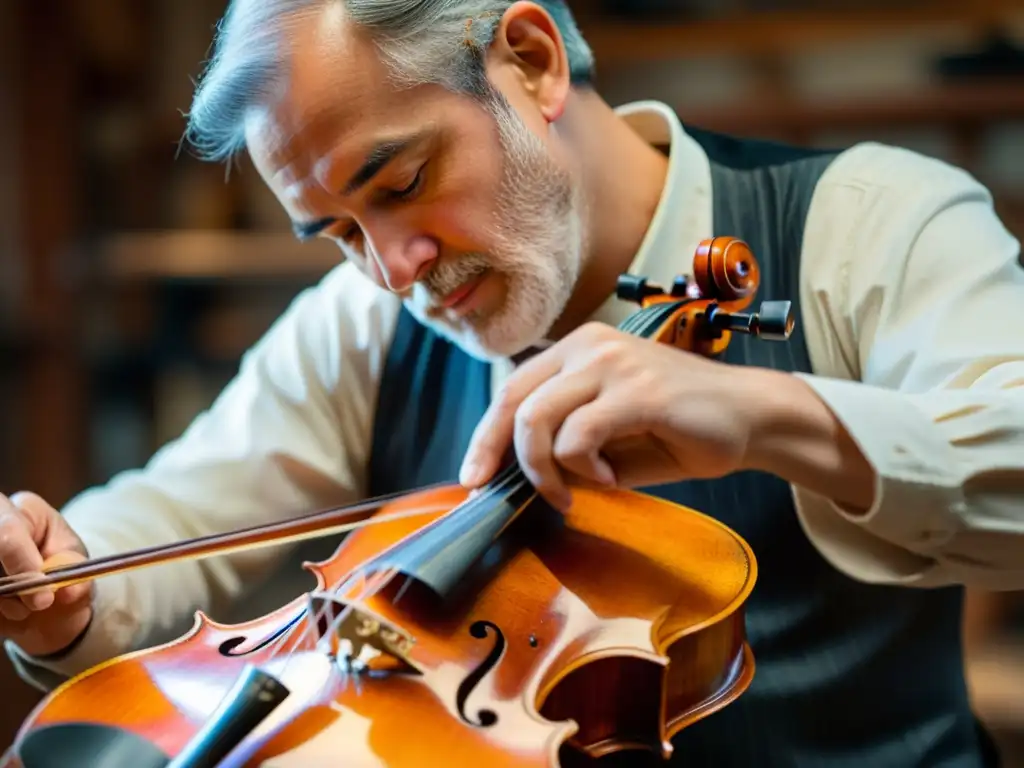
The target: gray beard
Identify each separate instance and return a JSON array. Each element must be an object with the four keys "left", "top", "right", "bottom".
[{"left": 402, "top": 94, "right": 587, "bottom": 361}]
